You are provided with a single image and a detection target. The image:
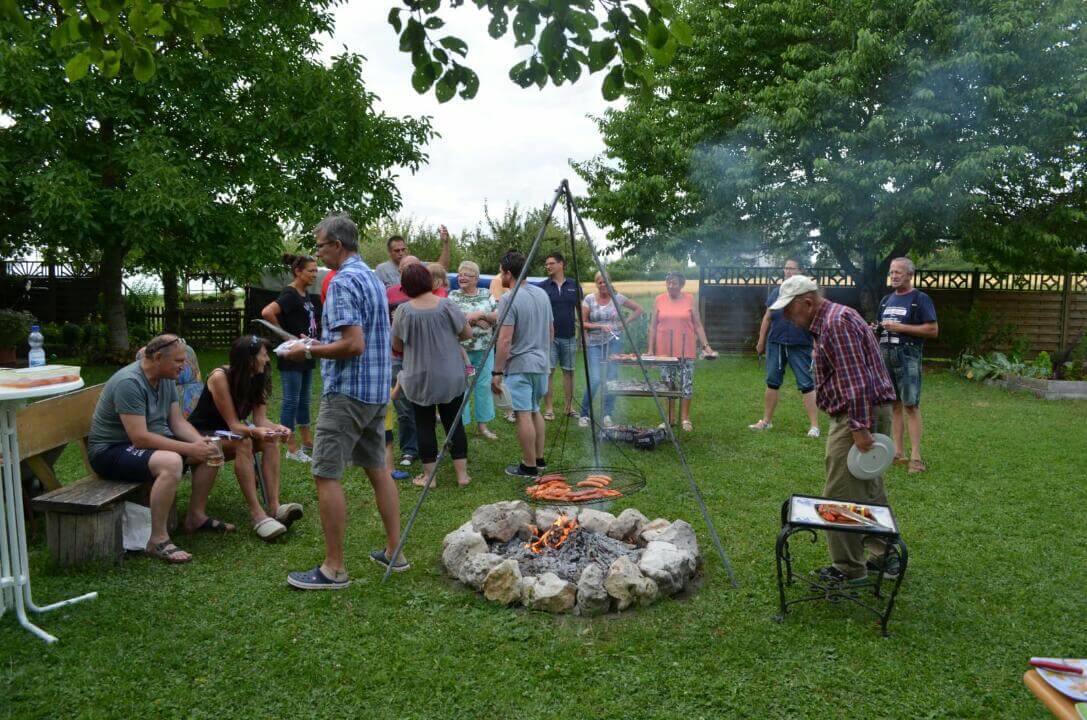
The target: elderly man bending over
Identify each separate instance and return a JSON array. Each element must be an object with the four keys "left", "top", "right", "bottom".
[{"left": 87, "top": 334, "right": 228, "bottom": 564}]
